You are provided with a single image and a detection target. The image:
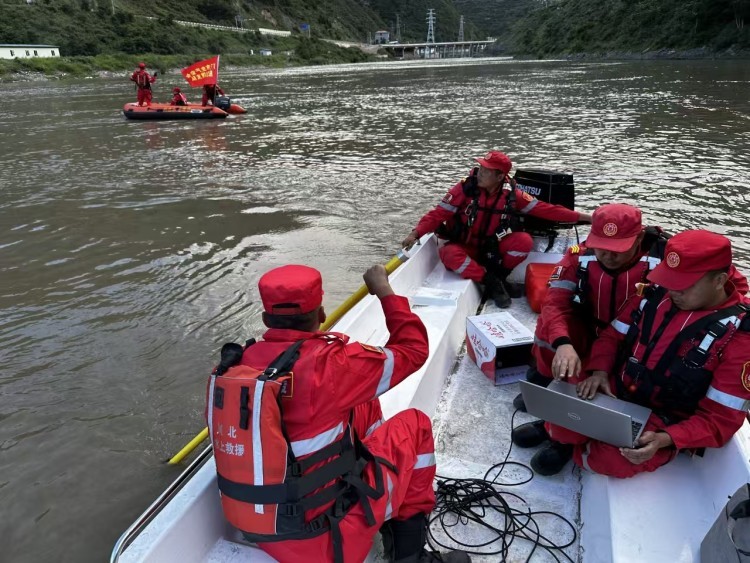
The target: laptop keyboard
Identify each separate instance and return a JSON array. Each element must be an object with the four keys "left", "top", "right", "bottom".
[{"left": 631, "top": 420, "right": 644, "bottom": 442}]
